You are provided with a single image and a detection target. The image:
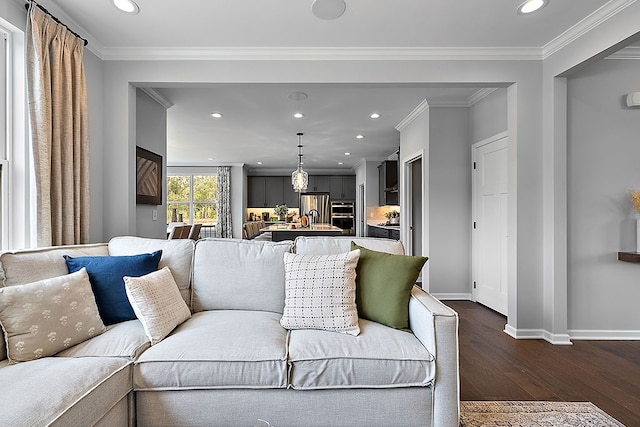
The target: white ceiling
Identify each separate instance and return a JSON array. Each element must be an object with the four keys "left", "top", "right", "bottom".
[{"left": 32, "top": 0, "right": 620, "bottom": 170}]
